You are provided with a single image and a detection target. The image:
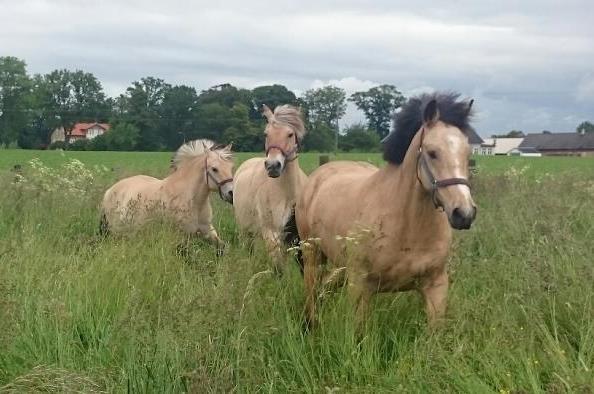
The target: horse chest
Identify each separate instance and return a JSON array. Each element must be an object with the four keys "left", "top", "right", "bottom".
[{"left": 366, "top": 240, "right": 449, "bottom": 292}]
